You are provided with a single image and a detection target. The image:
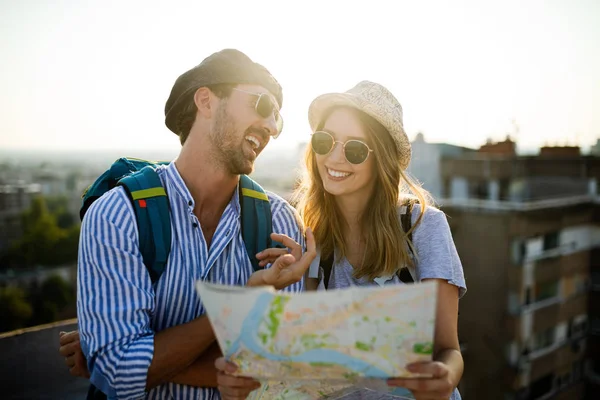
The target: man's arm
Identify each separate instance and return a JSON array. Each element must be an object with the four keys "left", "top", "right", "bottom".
[
  {"left": 146, "top": 317, "right": 216, "bottom": 389},
  {"left": 77, "top": 188, "right": 215, "bottom": 398},
  {"left": 169, "top": 342, "right": 222, "bottom": 387}
]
